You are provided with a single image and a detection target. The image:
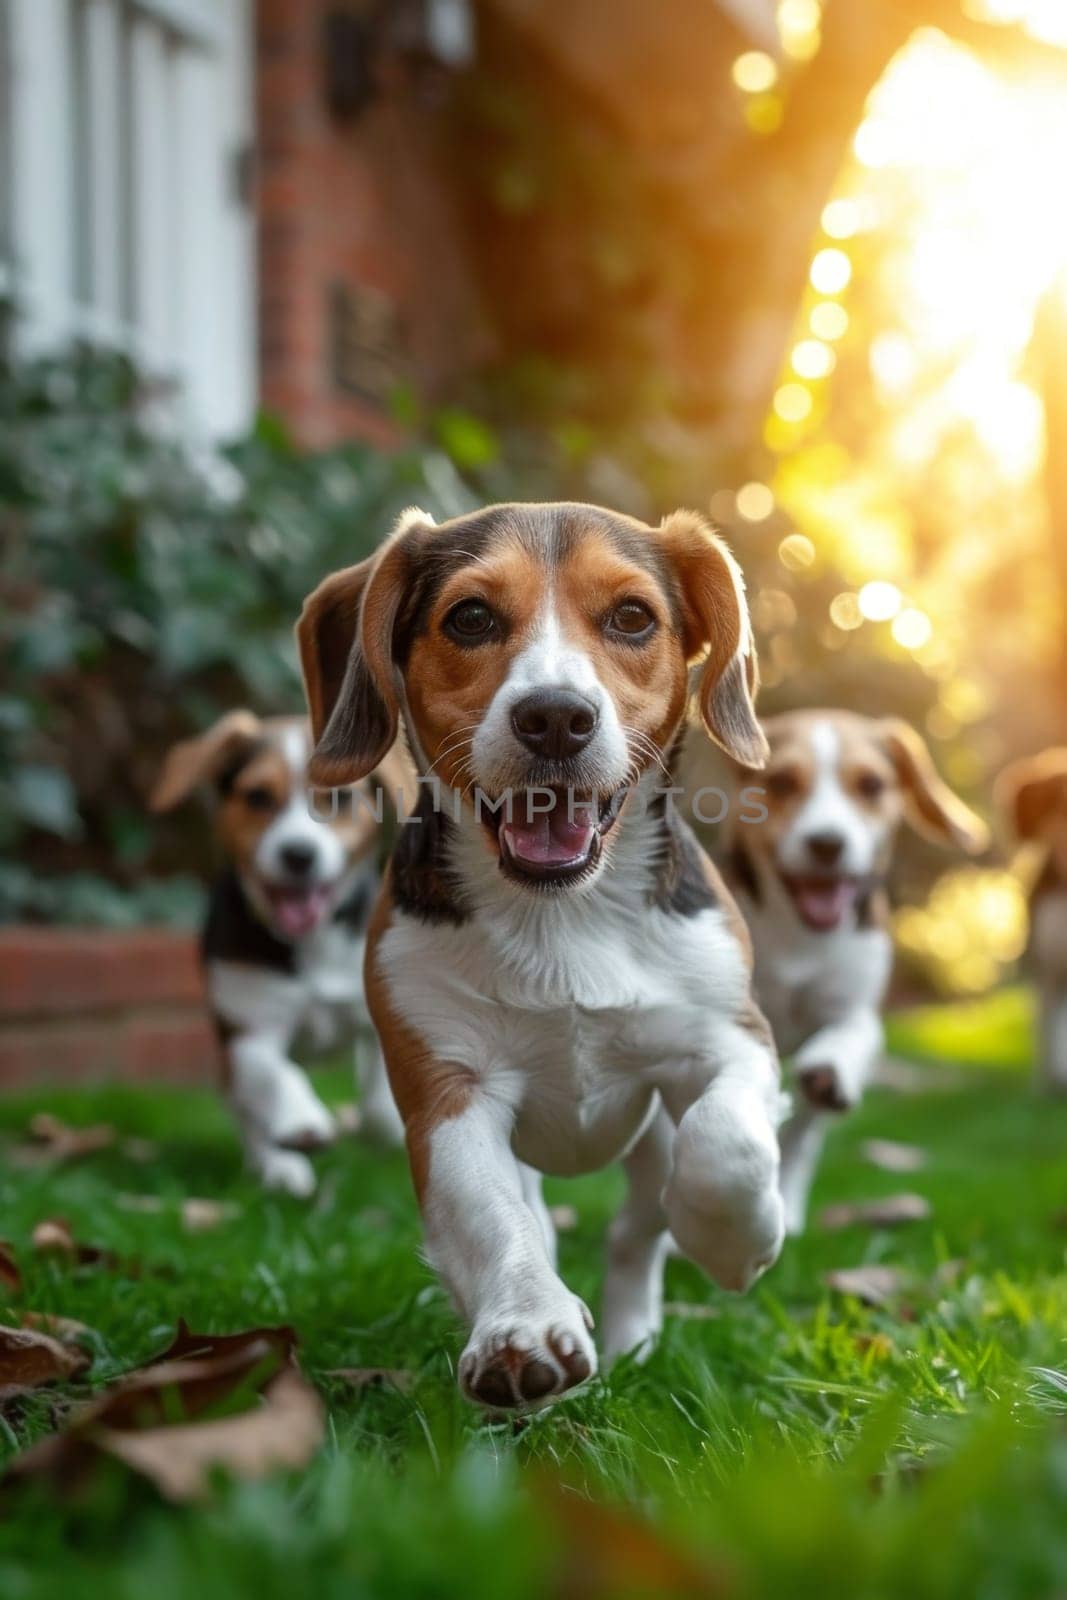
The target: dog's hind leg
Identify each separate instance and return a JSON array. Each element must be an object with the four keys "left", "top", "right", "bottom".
[
  {"left": 355, "top": 1034, "right": 405, "bottom": 1145},
  {"left": 602, "top": 1101, "right": 673, "bottom": 1362},
  {"left": 777, "top": 1102, "right": 829, "bottom": 1235}
]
